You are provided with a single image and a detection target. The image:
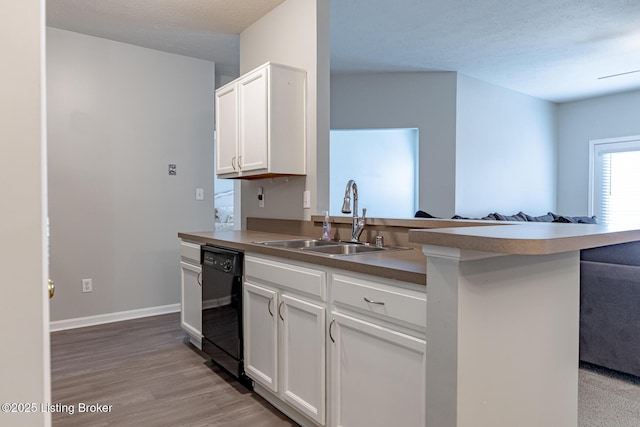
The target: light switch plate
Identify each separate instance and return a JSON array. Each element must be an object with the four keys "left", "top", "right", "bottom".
[
  {"left": 303, "top": 190, "right": 311, "bottom": 209},
  {"left": 196, "top": 188, "right": 204, "bottom": 200}
]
